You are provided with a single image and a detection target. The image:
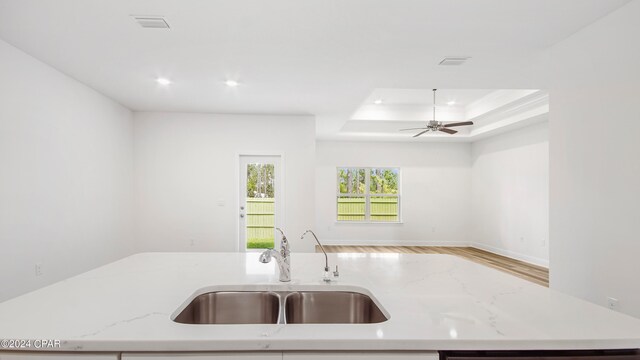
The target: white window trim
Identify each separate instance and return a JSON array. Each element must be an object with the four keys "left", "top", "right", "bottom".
[{"left": 336, "top": 167, "right": 402, "bottom": 223}]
